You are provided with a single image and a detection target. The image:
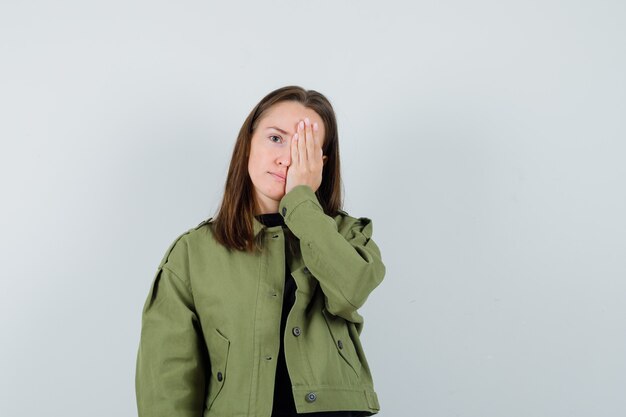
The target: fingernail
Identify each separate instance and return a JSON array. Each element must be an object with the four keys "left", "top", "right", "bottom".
[
  {"left": 299, "top": 121, "right": 304, "bottom": 129},
  {"left": 305, "top": 117, "right": 310, "bottom": 125},
  {"left": 313, "top": 122, "right": 318, "bottom": 131}
]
